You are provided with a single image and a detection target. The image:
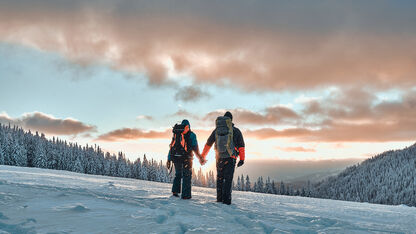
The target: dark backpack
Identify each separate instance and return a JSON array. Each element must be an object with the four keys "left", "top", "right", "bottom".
[
  {"left": 169, "top": 124, "right": 190, "bottom": 159},
  {"left": 215, "top": 116, "right": 236, "bottom": 158}
]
